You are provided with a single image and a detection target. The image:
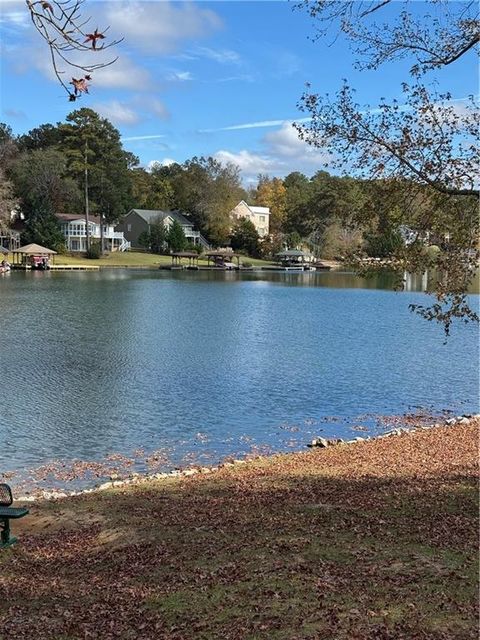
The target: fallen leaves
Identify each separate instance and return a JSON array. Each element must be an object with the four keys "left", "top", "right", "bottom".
[{"left": 0, "top": 421, "right": 478, "bottom": 639}]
